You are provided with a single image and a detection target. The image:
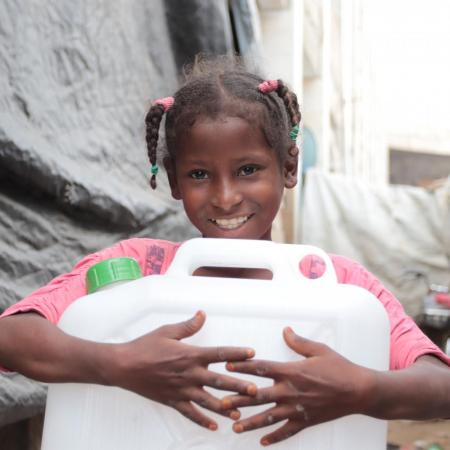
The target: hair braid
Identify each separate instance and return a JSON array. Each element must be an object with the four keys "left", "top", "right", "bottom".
[
  {"left": 276, "top": 80, "right": 301, "bottom": 127},
  {"left": 145, "top": 104, "right": 165, "bottom": 189}
]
